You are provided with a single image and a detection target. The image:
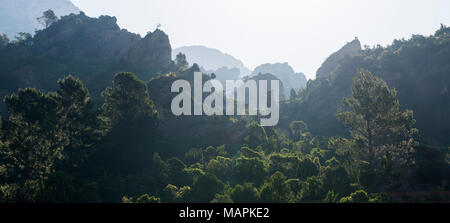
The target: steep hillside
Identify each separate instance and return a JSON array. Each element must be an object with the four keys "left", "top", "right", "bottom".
[
  {"left": 0, "top": 12, "right": 175, "bottom": 111},
  {"left": 316, "top": 38, "right": 361, "bottom": 78},
  {"left": 291, "top": 25, "right": 450, "bottom": 147}
]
